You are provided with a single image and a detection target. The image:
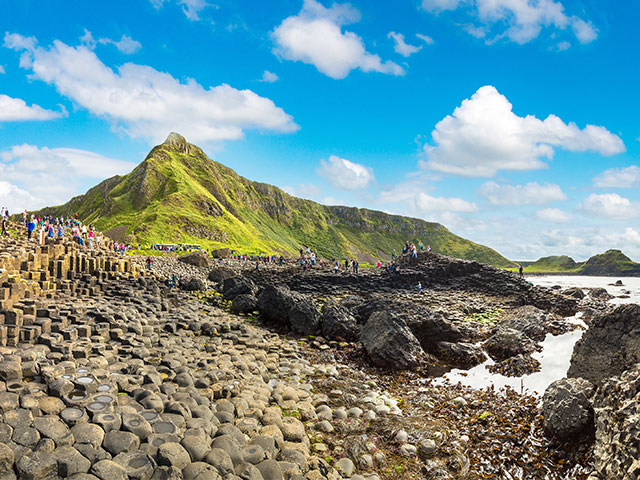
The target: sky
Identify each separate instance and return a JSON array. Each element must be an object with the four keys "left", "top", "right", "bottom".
[{"left": 1, "top": 0, "right": 639, "bottom": 261}]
